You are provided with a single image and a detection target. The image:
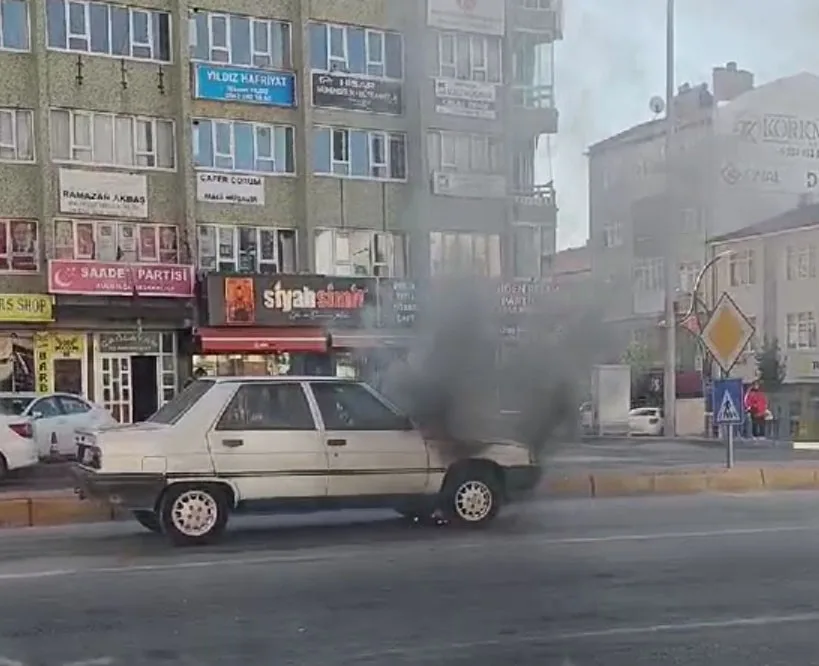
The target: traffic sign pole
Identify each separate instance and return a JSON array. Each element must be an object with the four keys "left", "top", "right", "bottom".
[{"left": 727, "top": 417, "right": 734, "bottom": 468}]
